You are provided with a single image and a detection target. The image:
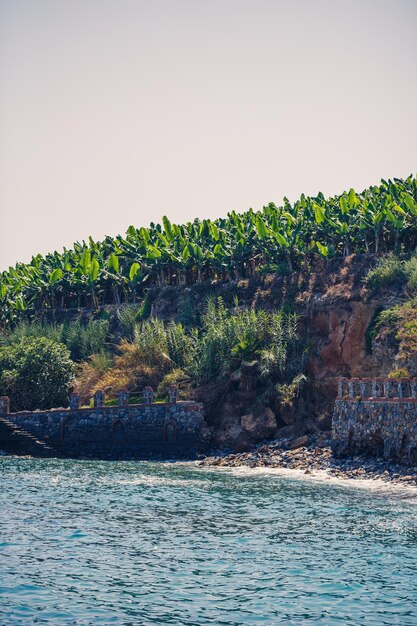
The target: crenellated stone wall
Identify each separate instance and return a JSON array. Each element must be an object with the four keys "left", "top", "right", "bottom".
[
  {"left": 332, "top": 378, "right": 417, "bottom": 464},
  {"left": 0, "top": 399, "right": 209, "bottom": 459}
]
